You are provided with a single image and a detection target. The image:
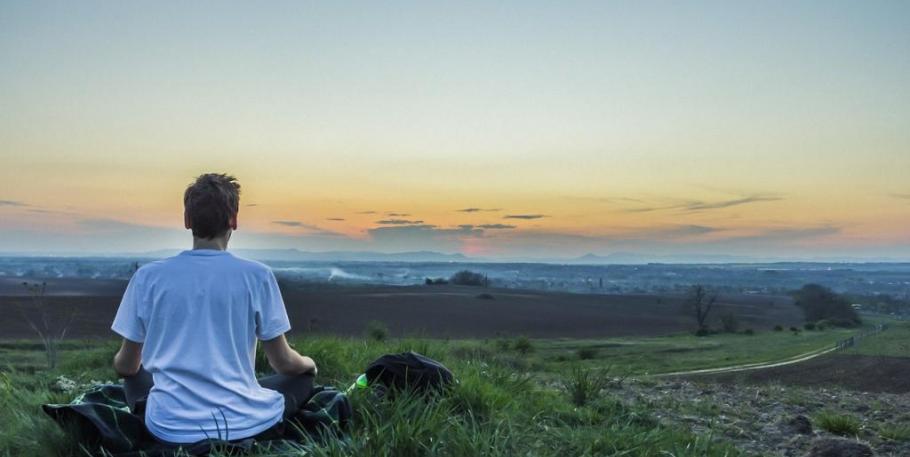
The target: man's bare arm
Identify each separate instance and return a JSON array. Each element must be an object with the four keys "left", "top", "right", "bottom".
[
  {"left": 113, "top": 339, "right": 143, "bottom": 377},
  {"left": 261, "top": 334, "right": 317, "bottom": 376}
]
